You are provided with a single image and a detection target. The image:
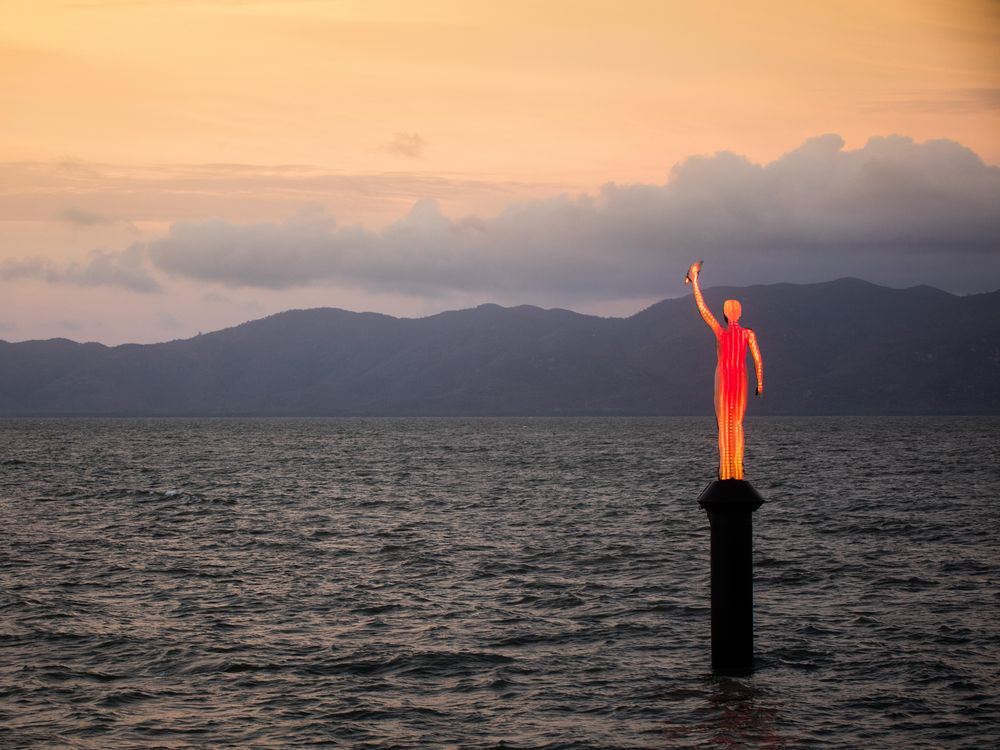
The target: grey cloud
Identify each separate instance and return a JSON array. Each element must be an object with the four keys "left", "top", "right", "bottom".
[
  {"left": 387, "top": 132, "right": 426, "bottom": 158},
  {"left": 157, "top": 312, "right": 180, "bottom": 329},
  {"left": 57, "top": 207, "right": 117, "bottom": 226},
  {"left": 55, "top": 207, "right": 156, "bottom": 234},
  {"left": 145, "top": 135, "right": 1000, "bottom": 298},
  {"left": 1, "top": 244, "right": 161, "bottom": 293},
  {"left": 53, "top": 158, "right": 103, "bottom": 178}
]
